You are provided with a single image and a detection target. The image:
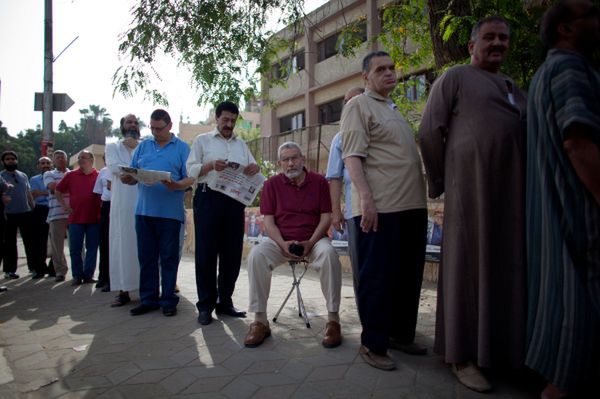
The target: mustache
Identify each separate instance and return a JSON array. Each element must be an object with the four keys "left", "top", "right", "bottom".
[{"left": 489, "top": 46, "right": 506, "bottom": 53}]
